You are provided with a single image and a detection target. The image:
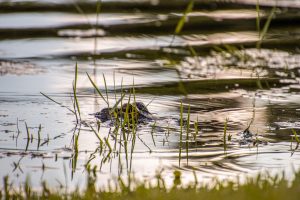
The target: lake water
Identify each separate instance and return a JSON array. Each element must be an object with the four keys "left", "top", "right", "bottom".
[{"left": 0, "top": 0, "right": 300, "bottom": 190}]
